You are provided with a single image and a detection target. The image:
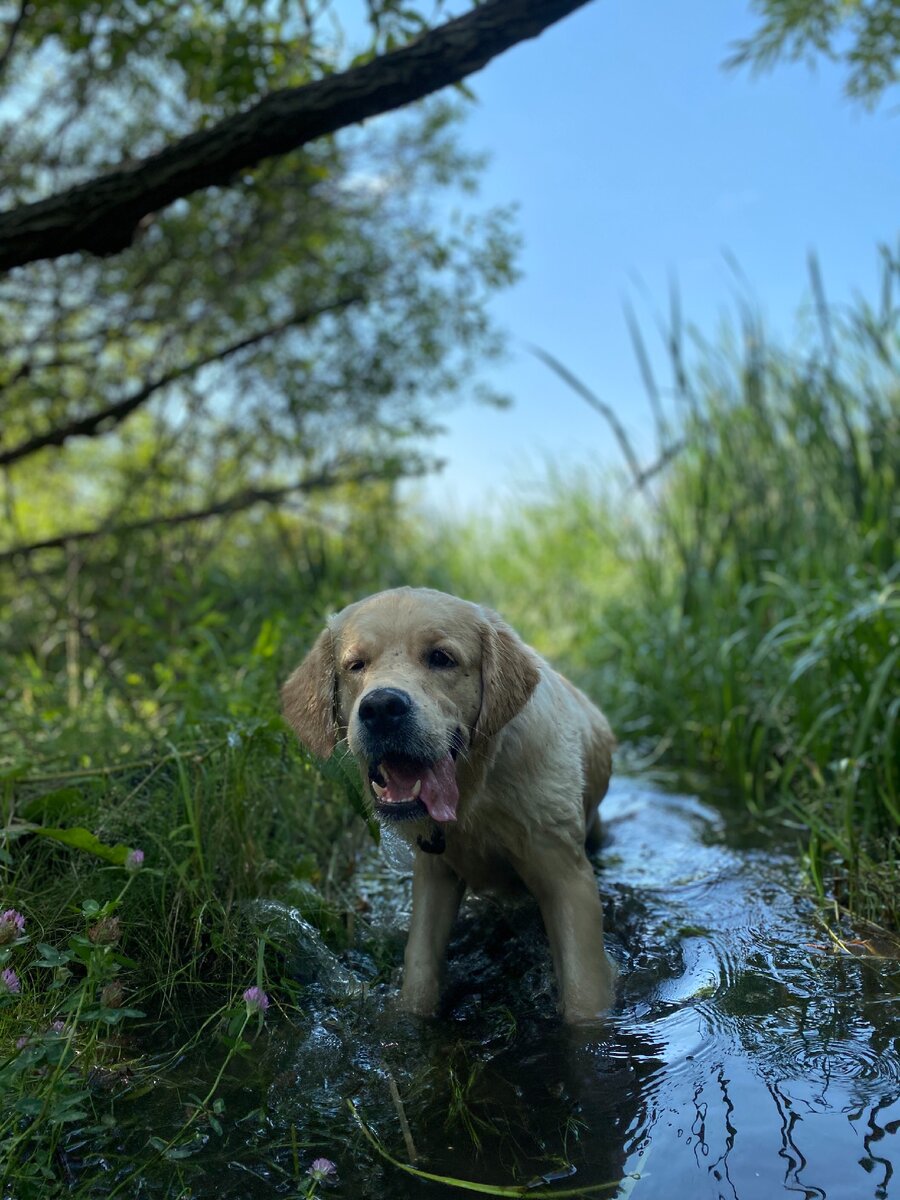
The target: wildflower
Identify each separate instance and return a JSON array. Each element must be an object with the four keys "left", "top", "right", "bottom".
[
  {"left": 125, "top": 848, "right": 145, "bottom": 872},
  {"left": 49, "top": 1021, "right": 66, "bottom": 1034},
  {"left": 307, "top": 1158, "right": 338, "bottom": 1183},
  {"left": 16, "top": 1035, "right": 29, "bottom": 1050},
  {"left": 100, "top": 981, "right": 125, "bottom": 1008},
  {"left": 1, "top": 968, "right": 20, "bottom": 994},
  {"left": 243, "top": 986, "right": 270, "bottom": 1013},
  {"left": 0, "top": 909, "right": 25, "bottom": 945},
  {"left": 87, "top": 916, "right": 121, "bottom": 945}
]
